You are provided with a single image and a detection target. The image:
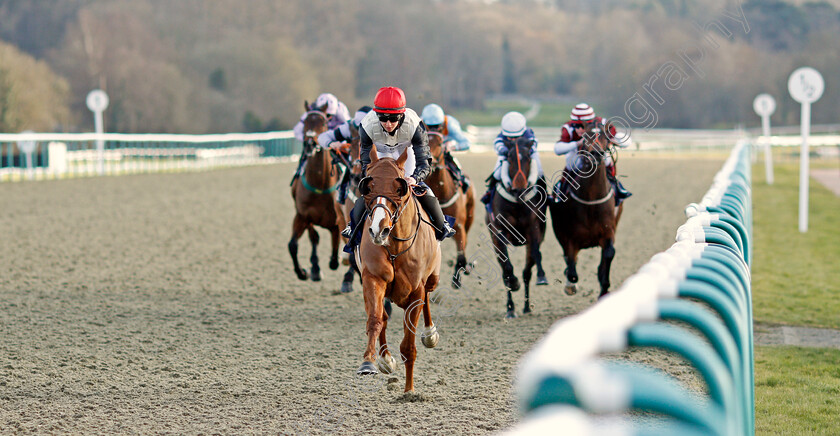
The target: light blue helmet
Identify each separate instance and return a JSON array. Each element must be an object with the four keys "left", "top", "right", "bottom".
[{"left": 421, "top": 104, "right": 446, "bottom": 126}]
